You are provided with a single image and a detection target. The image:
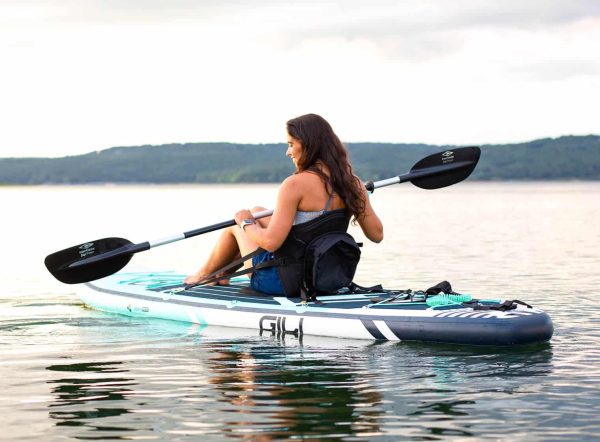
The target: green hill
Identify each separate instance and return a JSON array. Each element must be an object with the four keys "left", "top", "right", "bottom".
[{"left": 1, "top": 135, "right": 599, "bottom": 184}]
